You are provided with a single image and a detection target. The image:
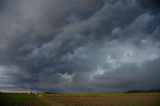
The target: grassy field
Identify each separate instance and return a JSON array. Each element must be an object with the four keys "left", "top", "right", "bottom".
[
  {"left": 0, "top": 93, "right": 44, "bottom": 106},
  {"left": 0, "top": 93, "right": 160, "bottom": 106},
  {"left": 42, "top": 93, "right": 160, "bottom": 106}
]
